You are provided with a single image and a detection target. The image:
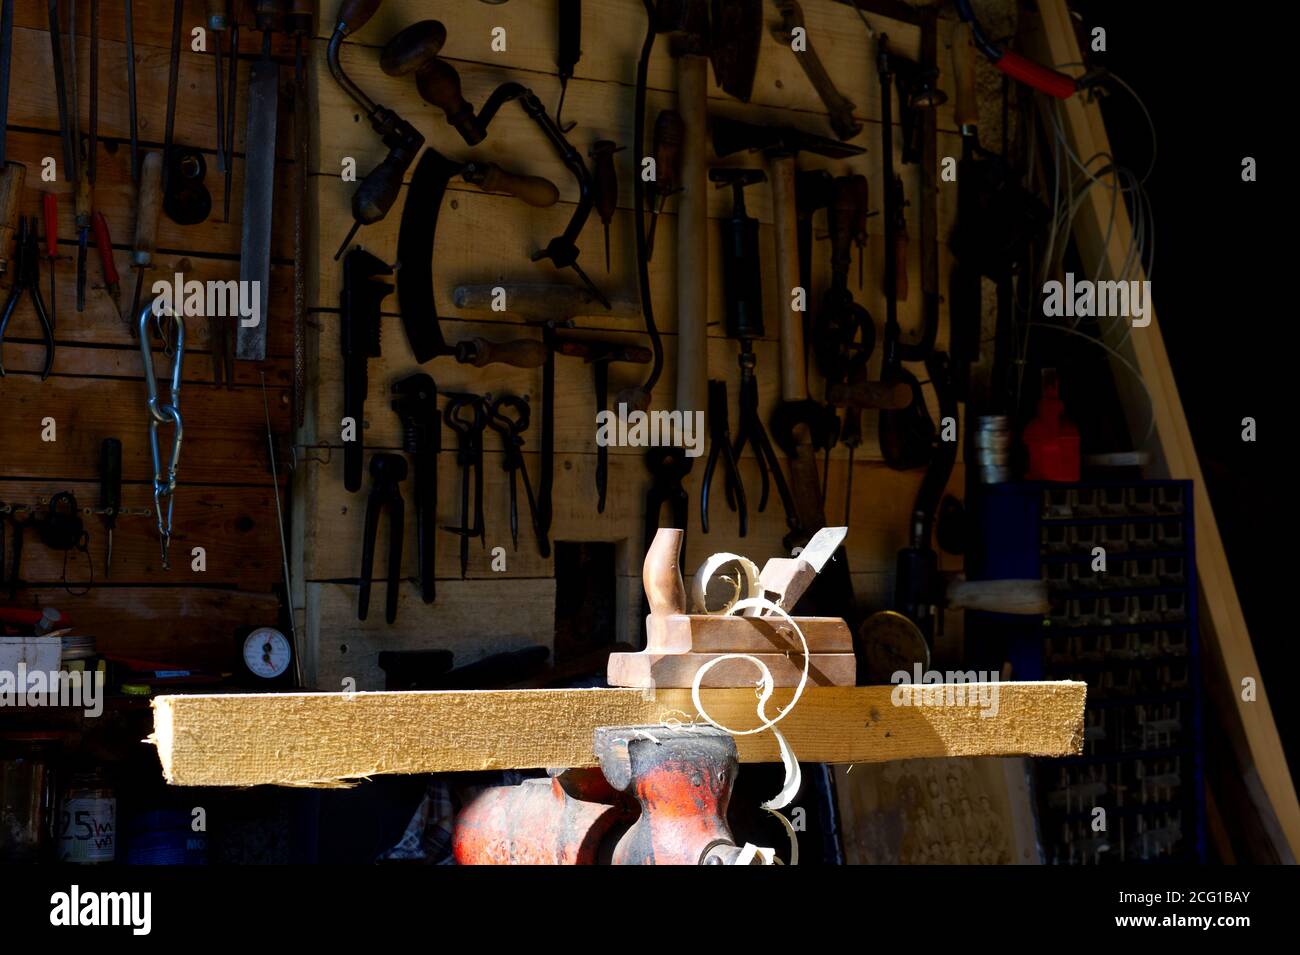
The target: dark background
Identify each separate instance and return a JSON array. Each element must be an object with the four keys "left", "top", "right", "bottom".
[{"left": 1073, "top": 2, "right": 1294, "bottom": 777}]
